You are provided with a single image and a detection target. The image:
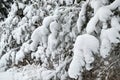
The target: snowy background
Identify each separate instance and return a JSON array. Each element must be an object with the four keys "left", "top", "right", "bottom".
[{"left": 0, "top": 0, "right": 120, "bottom": 80}]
